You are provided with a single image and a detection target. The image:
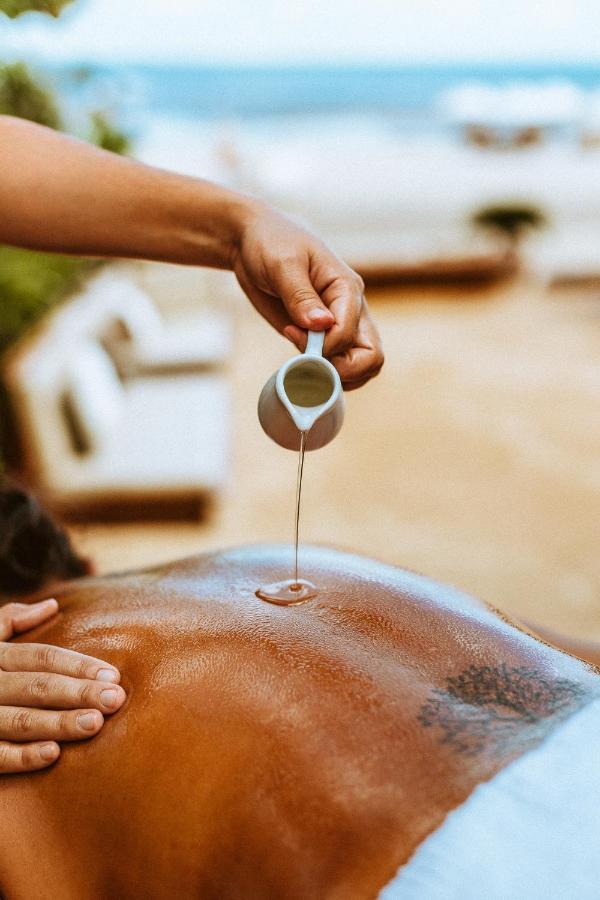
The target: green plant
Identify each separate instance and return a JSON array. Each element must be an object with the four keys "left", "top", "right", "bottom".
[
  {"left": 472, "top": 204, "right": 547, "bottom": 246},
  {"left": 0, "top": 247, "right": 94, "bottom": 355},
  {"left": 0, "top": 0, "right": 73, "bottom": 17},
  {"left": 0, "top": 62, "right": 62, "bottom": 128},
  {"left": 89, "top": 110, "right": 131, "bottom": 155}
]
